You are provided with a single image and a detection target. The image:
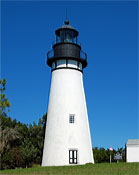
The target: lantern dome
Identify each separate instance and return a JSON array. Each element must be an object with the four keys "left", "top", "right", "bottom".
[{"left": 55, "top": 20, "right": 79, "bottom": 44}]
